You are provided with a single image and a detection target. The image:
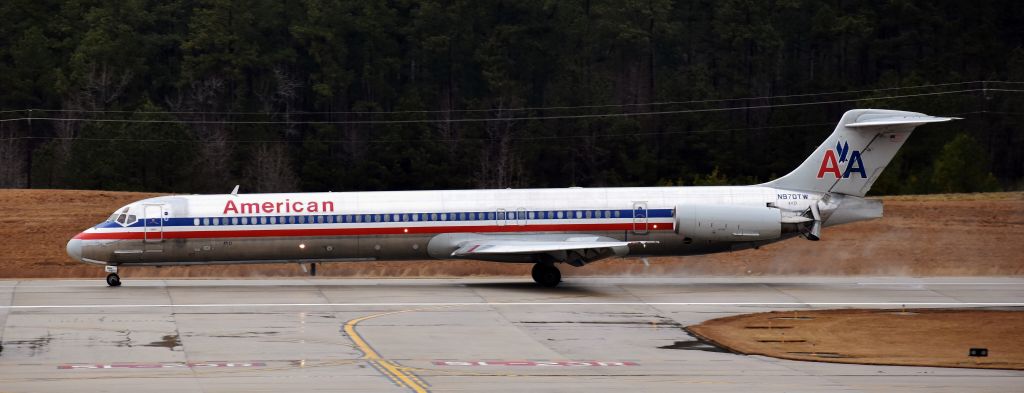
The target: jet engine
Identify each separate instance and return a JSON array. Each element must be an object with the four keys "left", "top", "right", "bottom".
[{"left": 675, "top": 204, "right": 782, "bottom": 241}]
